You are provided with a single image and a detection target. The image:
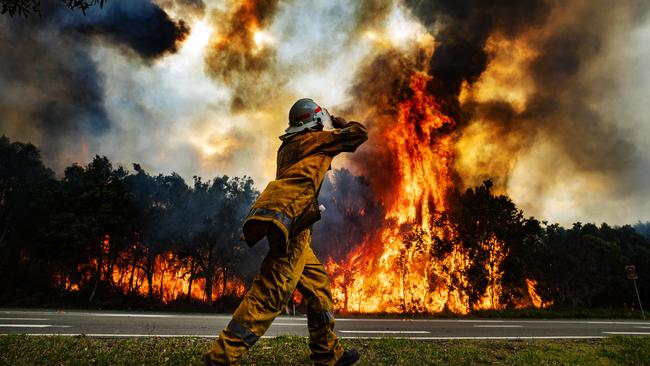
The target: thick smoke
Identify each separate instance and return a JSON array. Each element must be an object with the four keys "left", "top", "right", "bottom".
[
  {"left": 61, "top": 0, "right": 190, "bottom": 60},
  {"left": 204, "top": 0, "right": 280, "bottom": 111},
  {"left": 392, "top": 0, "right": 650, "bottom": 224},
  {"left": 448, "top": 1, "right": 650, "bottom": 223},
  {"left": 2, "top": 0, "right": 650, "bottom": 227},
  {"left": 342, "top": 49, "right": 426, "bottom": 205},
  {"left": 0, "top": 0, "right": 190, "bottom": 173},
  {"left": 405, "top": 0, "right": 549, "bottom": 121},
  {"left": 0, "top": 18, "right": 110, "bottom": 168}
]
